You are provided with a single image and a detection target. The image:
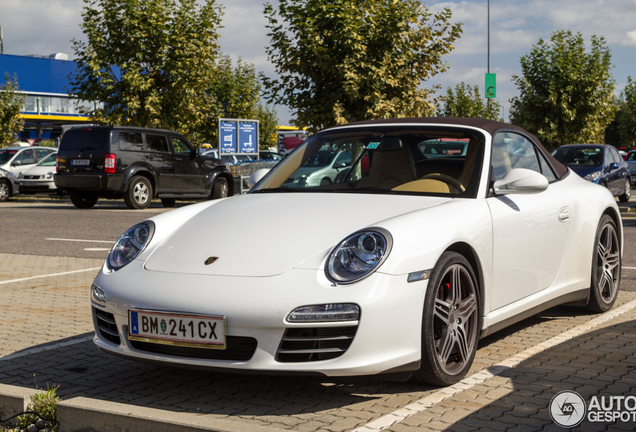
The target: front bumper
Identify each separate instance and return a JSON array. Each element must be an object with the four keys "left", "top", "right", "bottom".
[
  {"left": 19, "top": 180, "right": 57, "bottom": 193},
  {"left": 91, "top": 261, "right": 427, "bottom": 376}
]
